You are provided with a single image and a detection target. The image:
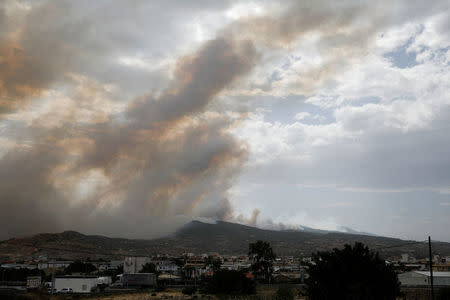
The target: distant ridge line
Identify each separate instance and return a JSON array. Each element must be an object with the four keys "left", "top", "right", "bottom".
[{"left": 1, "top": 220, "right": 449, "bottom": 261}]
